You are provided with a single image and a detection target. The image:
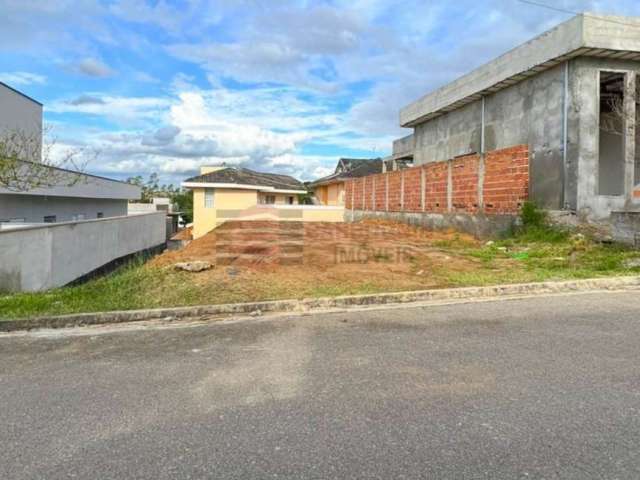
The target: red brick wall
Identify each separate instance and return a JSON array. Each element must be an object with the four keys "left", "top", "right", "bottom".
[
  {"left": 364, "top": 176, "right": 375, "bottom": 211},
  {"left": 424, "top": 161, "right": 449, "bottom": 213},
  {"left": 352, "top": 177, "right": 364, "bottom": 210},
  {"left": 451, "top": 154, "right": 480, "bottom": 213},
  {"left": 342, "top": 145, "right": 528, "bottom": 216},
  {"left": 345, "top": 180, "right": 354, "bottom": 209},
  {"left": 403, "top": 167, "right": 423, "bottom": 212},
  {"left": 387, "top": 170, "right": 403, "bottom": 211},
  {"left": 374, "top": 174, "right": 386, "bottom": 211},
  {"left": 483, "top": 145, "right": 529, "bottom": 214}
]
